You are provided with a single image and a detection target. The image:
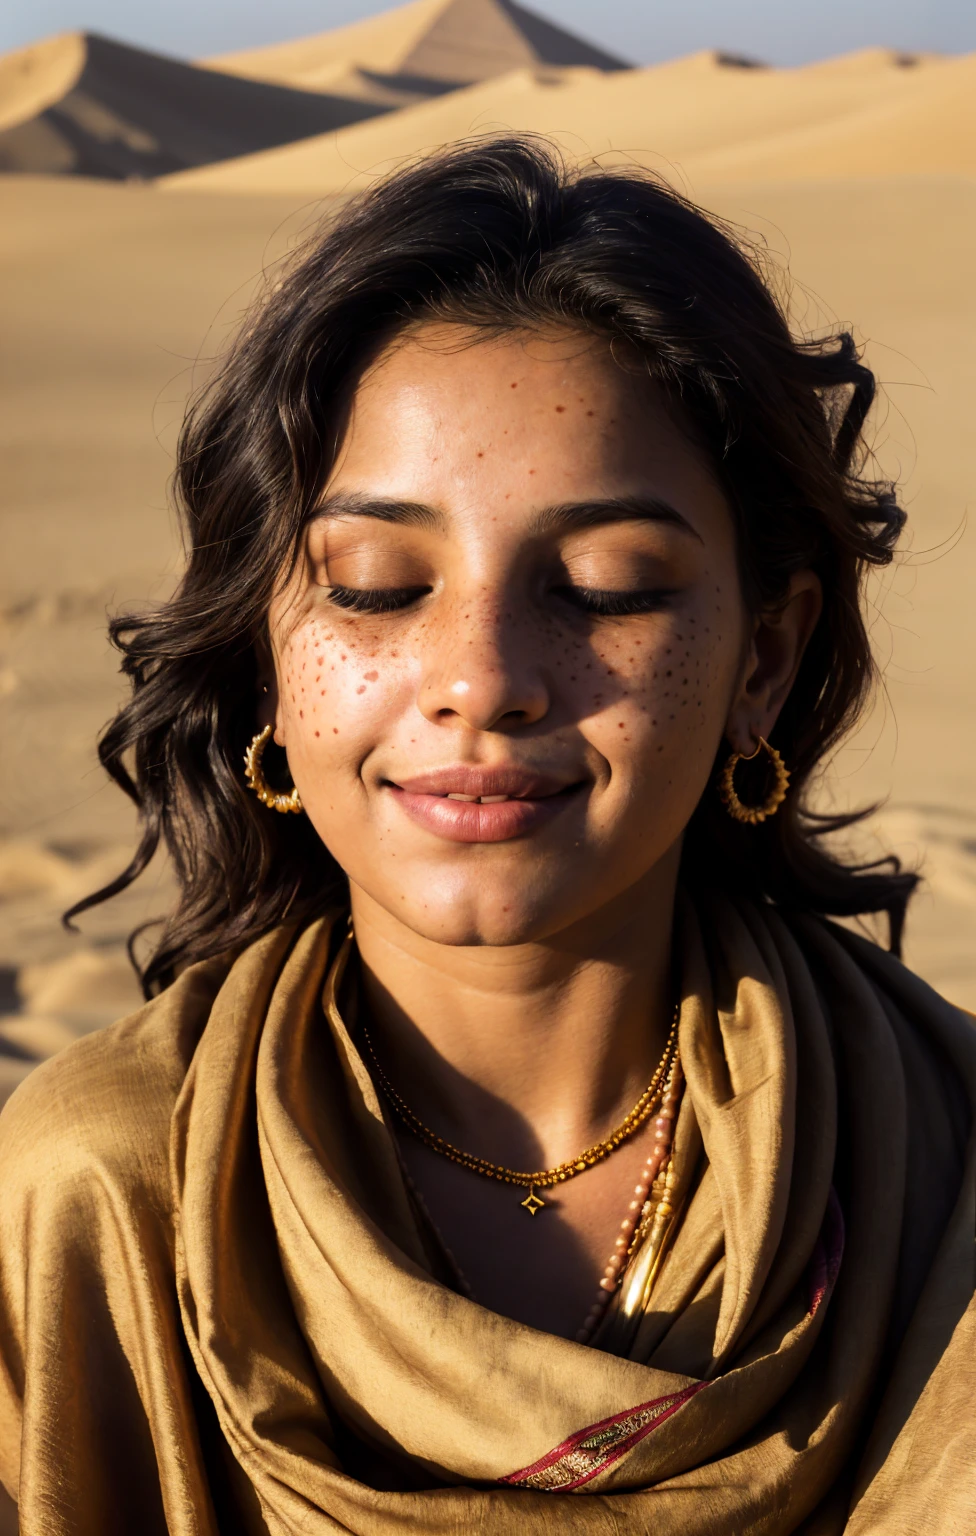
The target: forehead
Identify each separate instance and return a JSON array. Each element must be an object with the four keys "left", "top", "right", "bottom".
[
  {"left": 342, "top": 325, "right": 666, "bottom": 450},
  {"left": 326, "top": 324, "right": 731, "bottom": 546}
]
